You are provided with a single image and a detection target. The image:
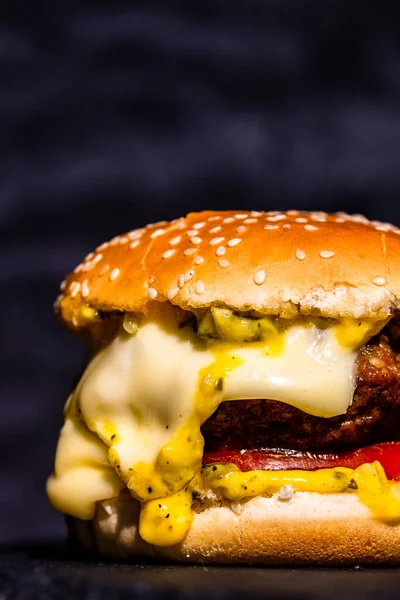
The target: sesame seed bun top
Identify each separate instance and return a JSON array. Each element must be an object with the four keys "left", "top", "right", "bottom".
[{"left": 56, "top": 210, "right": 400, "bottom": 329}]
